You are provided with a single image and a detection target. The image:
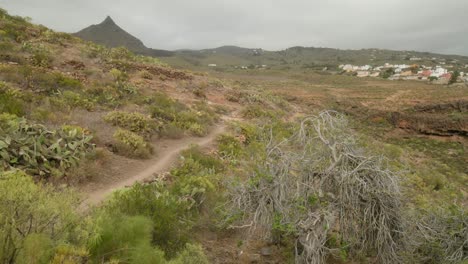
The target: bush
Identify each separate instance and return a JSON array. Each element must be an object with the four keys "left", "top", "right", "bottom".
[
  {"left": 217, "top": 134, "right": 242, "bottom": 159},
  {"left": 160, "top": 122, "right": 185, "bottom": 139},
  {"left": 0, "top": 65, "right": 82, "bottom": 94},
  {"left": 170, "top": 146, "right": 223, "bottom": 208},
  {"left": 0, "top": 92, "right": 25, "bottom": 116},
  {"left": 140, "top": 70, "right": 153, "bottom": 79},
  {"left": 16, "top": 233, "right": 54, "bottom": 264},
  {"left": 179, "top": 146, "right": 224, "bottom": 174},
  {"left": 31, "top": 51, "right": 53, "bottom": 67},
  {"left": 113, "top": 129, "right": 152, "bottom": 158},
  {"left": 241, "top": 104, "right": 278, "bottom": 119},
  {"left": 110, "top": 68, "right": 128, "bottom": 83},
  {"left": 105, "top": 111, "right": 158, "bottom": 138},
  {"left": 225, "top": 111, "right": 403, "bottom": 263},
  {"left": 89, "top": 214, "right": 166, "bottom": 264},
  {"left": 103, "top": 183, "right": 193, "bottom": 257},
  {"left": 51, "top": 245, "right": 89, "bottom": 264},
  {"left": 0, "top": 170, "right": 82, "bottom": 264},
  {"left": 109, "top": 47, "right": 134, "bottom": 61},
  {"left": 407, "top": 206, "right": 467, "bottom": 263},
  {"left": 66, "top": 147, "right": 109, "bottom": 183},
  {"left": 149, "top": 92, "right": 188, "bottom": 122},
  {"left": 169, "top": 244, "right": 209, "bottom": 264},
  {"left": 40, "top": 29, "right": 74, "bottom": 44},
  {"left": 61, "top": 90, "right": 95, "bottom": 110},
  {"left": 148, "top": 93, "right": 217, "bottom": 137}
]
